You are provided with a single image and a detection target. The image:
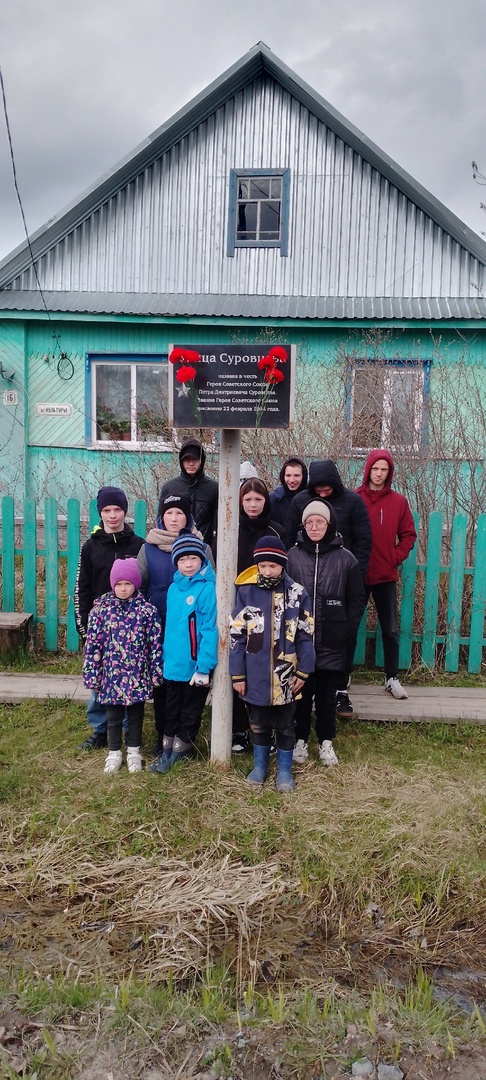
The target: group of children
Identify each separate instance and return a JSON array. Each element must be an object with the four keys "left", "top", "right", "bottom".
[{"left": 80, "top": 484, "right": 362, "bottom": 791}]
